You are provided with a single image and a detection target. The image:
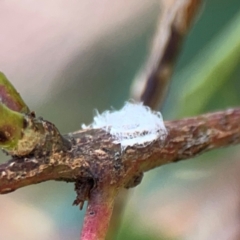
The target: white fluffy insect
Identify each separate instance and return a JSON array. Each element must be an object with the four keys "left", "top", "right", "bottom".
[{"left": 82, "top": 102, "right": 167, "bottom": 150}]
